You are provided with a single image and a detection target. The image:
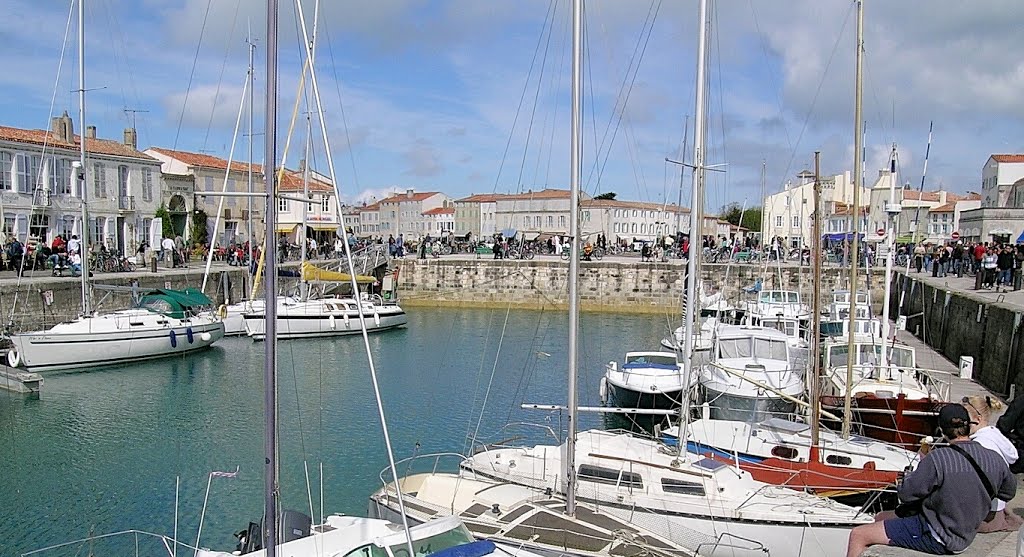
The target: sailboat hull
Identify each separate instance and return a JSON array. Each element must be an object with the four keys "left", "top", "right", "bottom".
[
  {"left": 820, "top": 394, "right": 951, "bottom": 449},
  {"left": 8, "top": 310, "right": 224, "bottom": 372},
  {"left": 243, "top": 299, "right": 407, "bottom": 340}
]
